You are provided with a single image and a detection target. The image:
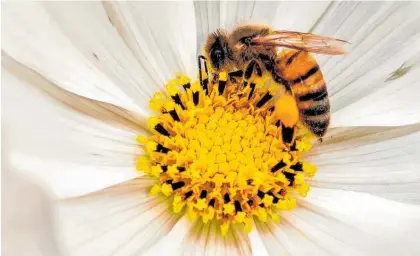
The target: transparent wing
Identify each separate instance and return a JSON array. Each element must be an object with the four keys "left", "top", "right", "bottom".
[{"left": 252, "top": 30, "right": 349, "bottom": 55}]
